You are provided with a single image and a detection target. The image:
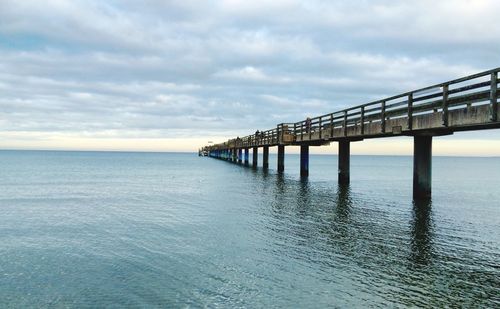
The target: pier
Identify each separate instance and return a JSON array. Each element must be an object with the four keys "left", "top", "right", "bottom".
[{"left": 201, "top": 68, "right": 500, "bottom": 199}]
